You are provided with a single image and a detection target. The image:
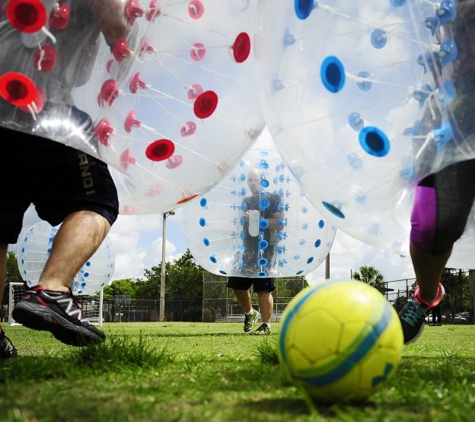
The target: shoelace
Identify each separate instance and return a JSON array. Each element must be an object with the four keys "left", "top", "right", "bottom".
[{"left": 401, "top": 300, "right": 427, "bottom": 327}]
